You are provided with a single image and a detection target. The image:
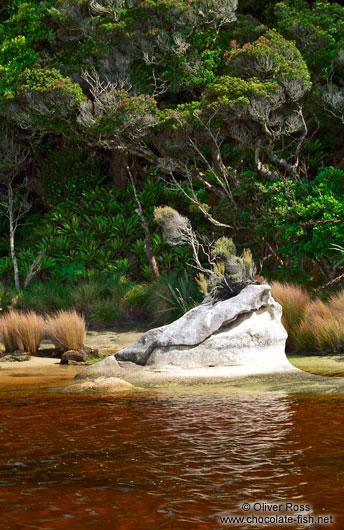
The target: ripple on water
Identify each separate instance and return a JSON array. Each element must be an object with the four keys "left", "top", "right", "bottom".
[{"left": 0, "top": 389, "right": 343, "bottom": 529}]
